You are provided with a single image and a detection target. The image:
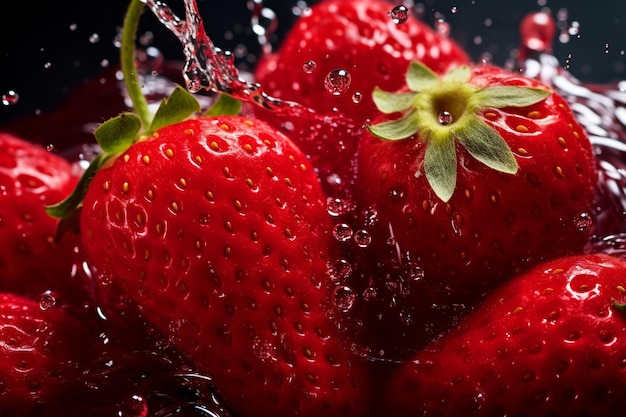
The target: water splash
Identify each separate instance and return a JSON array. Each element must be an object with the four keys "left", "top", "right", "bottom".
[{"left": 141, "top": 0, "right": 317, "bottom": 119}]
